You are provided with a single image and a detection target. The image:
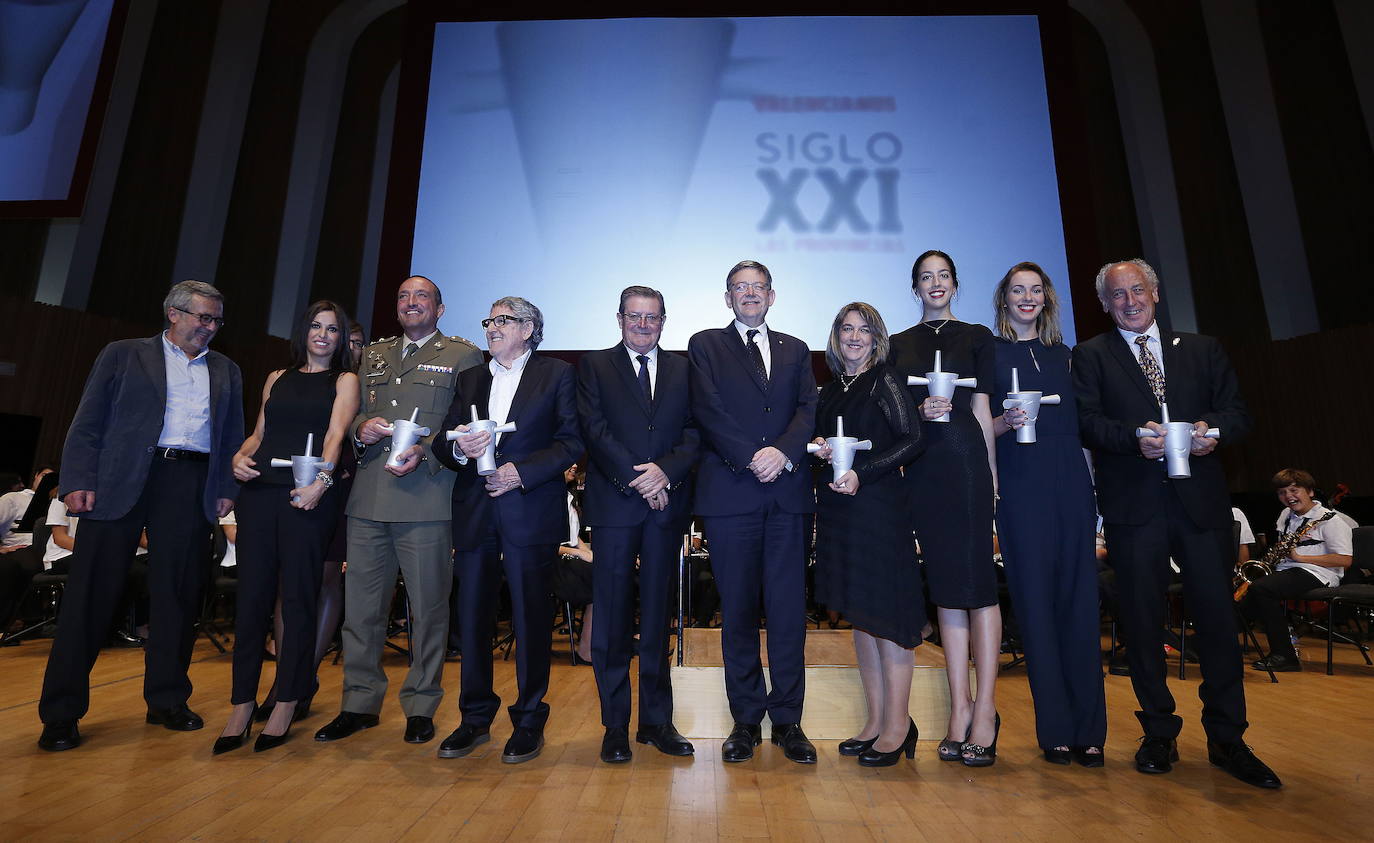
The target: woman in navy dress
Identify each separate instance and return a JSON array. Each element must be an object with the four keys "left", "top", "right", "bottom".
[
  {"left": 991, "top": 261, "right": 1107, "bottom": 766},
  {"left": 888, "top": 250, "right": 1002, "bottom": 767}
]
